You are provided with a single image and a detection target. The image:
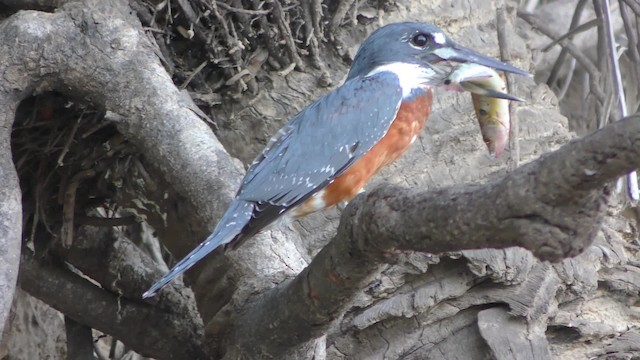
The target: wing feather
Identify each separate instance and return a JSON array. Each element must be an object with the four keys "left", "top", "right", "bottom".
[{"left": 238, "top": 72, "right": 403, "bottom": 207}]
